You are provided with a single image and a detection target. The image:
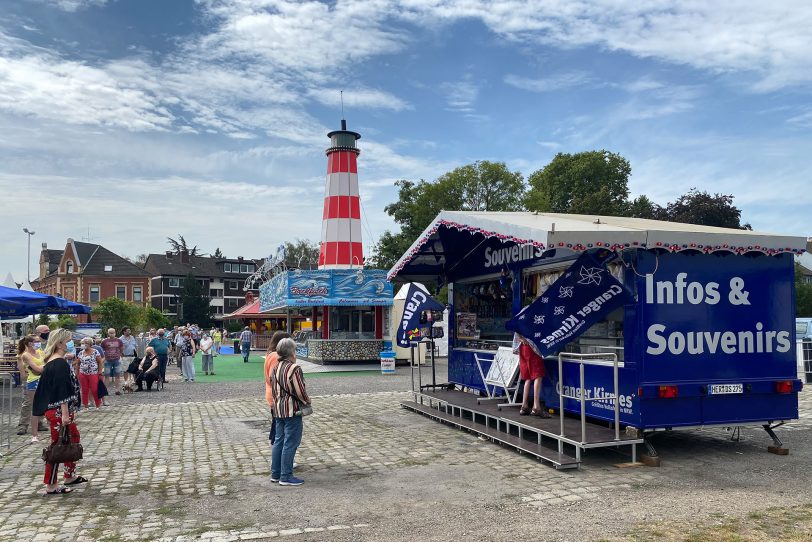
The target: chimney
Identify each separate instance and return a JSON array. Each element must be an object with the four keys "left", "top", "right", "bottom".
[
  {"left": 237, "top": 256, "right": 244, "bottom": 261},
  {"left": 180, "top": 249, "right": 190, "bottom": 264},
  {"left": 166, "top": 251, "right": 173, "bottom": 259},
  {"left": 42, "top": 242, "right": 47, "bottom": 250}
]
